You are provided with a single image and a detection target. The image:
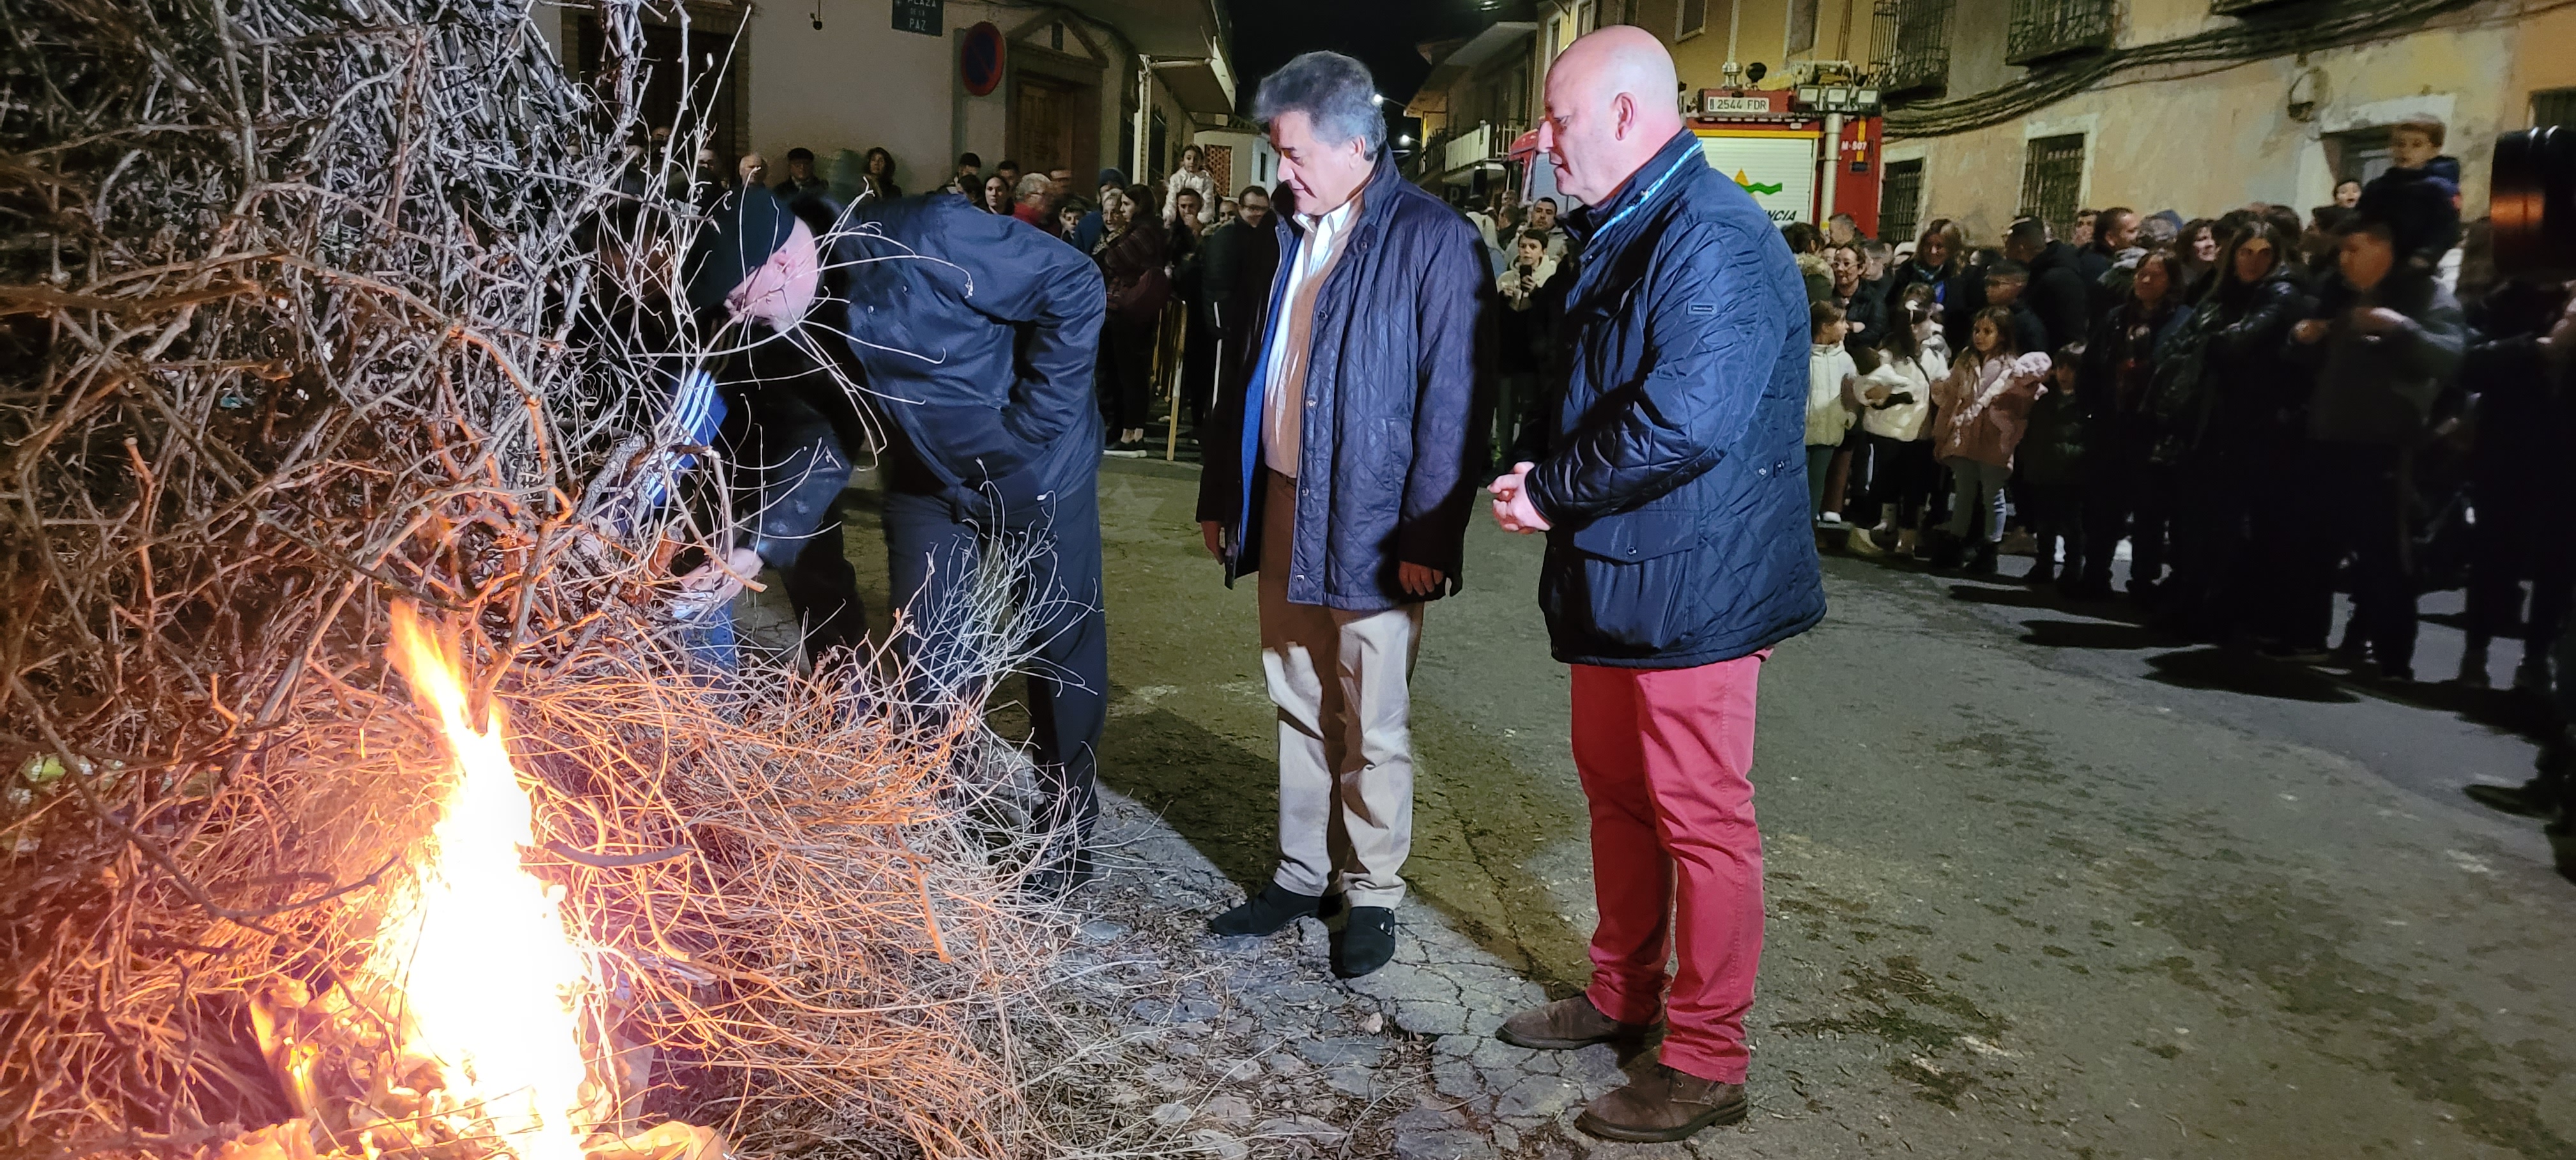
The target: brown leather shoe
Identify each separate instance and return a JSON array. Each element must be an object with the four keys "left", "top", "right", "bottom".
[
  {"left": 1494, "top": 995, "right": 1652, "bottom": 1050},
  {"left": 1575, "top": 1064, "right": 1747, "bottom": 1142}
]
